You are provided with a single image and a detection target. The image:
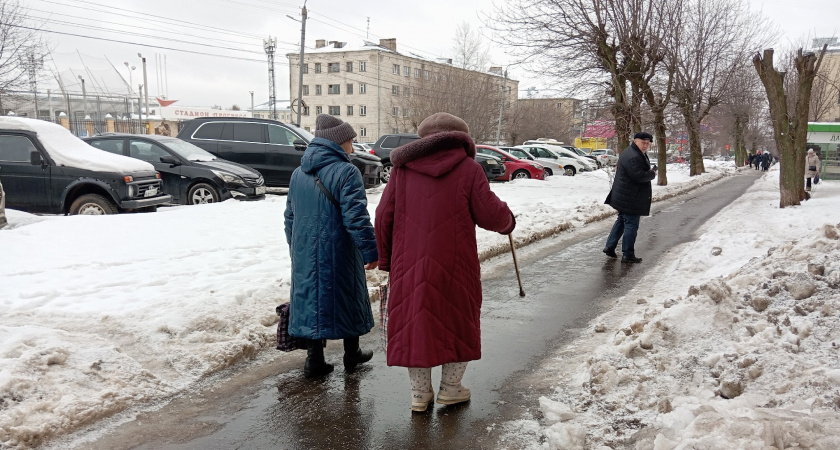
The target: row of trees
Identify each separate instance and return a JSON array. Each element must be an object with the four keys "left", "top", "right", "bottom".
[{"left": 0, "top": 0, "right": 49, "bottom": 112}]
